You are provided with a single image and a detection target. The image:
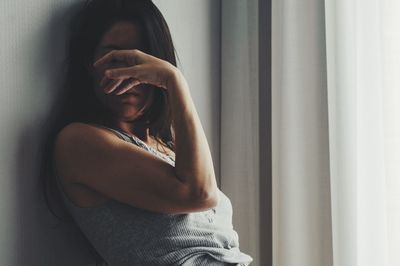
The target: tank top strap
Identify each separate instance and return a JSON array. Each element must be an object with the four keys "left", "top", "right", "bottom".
[
  {"left": 86, "top": 123, "right": 175, "bottom": 164},
  {"left": 87, "top": 123, "right": 174, "bottom": 149},
  {"left": 87, "top": 123, "right": 153, "bottom": 151},
  {"left": 88, "top": 123, "right": 136, "bottom": 143}
]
